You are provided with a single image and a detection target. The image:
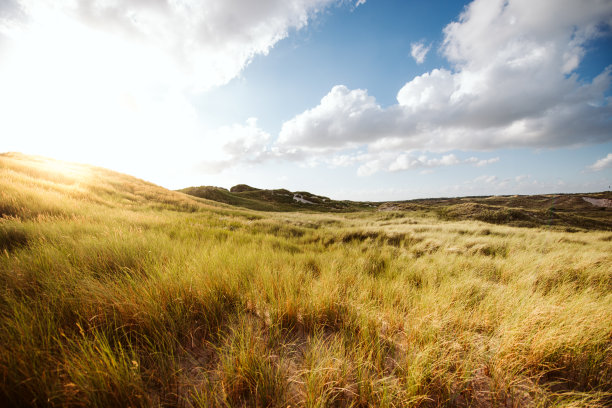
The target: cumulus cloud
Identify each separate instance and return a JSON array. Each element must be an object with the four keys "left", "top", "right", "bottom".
[
  {"left": 589, "top": 153, "right": 612, "bottom": 171},
  {"left": 278, "top": 85, "right": 397, "bottom": 150},
  {"left": 277, "top": 0, "right": 612, "bottom": 158},
  {"left": 410, "top": 40, "right": 431, "bottom": 64}
]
